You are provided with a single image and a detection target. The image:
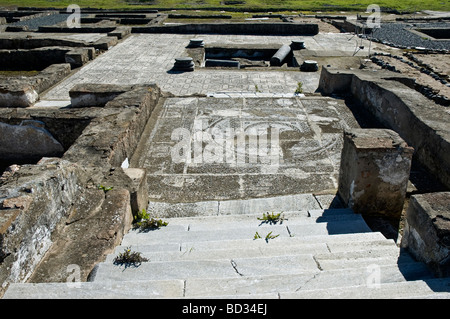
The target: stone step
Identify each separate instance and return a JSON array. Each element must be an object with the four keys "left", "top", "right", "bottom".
[
  {"left": 279, "top": 277, "right": 450, "bottom": 299},
  {"left": 314, "top": 248, "right": 418, "bottom": 271},
  {"left": 147, "top": 193, "right": 323, "bottom": 218},
  {"left": 107, "top": 240, "right": 398, "bottom": 263},
  {"left": 120, "top": 217, "right": 372, "bottom": 246},
  {"left": 92, "top": 243, "right": 426, "bottom": 283},
  {"left": 184, "top": 263, "right": 435, "bottom": 297},
  {"left": 98, "top": 250, "right": 417, "bottom": 284},
  {"left": 3, "top": 280, "right": 185, "bottom": 299},
  {"left": 107, "top": 242, "right": 329, "bottom": 263},
  {"left": 5, "top": 262, "right": 436, "bottom": 299},
  {"left": 90, "top": 254, "right": 320, "bottom": 282},
  {"left": 112, "top": 232, "right": 391, "bottom": 259},
  {"left": 178, "top": 232, "right": 389, "bottom": 252},
  {"left": 154, "top": 209, "right": 359, "bottom": 232}
]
